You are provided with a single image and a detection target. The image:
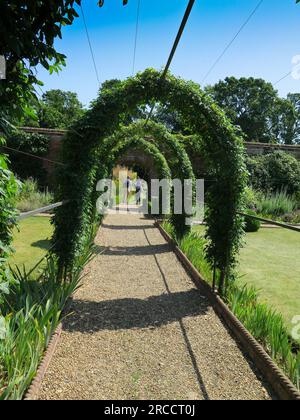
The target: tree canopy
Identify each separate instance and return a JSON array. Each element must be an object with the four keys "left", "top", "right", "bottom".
[
  {"left": 0, "top": 0, "right": 126, "bottom": 122},
  {"left": 205, "top": 77, "right": 297, "bottom": 144},
  {"left": 129, "top": 76, "right": 300, "bottom": 145},
  {"left": 0, "top": 1, "right": 83, "bottom": 121},
  {"left": 22, "top": 89, "right": 85, "bottom": 129},
  {"left": 287, "top": 93, "right": 300, "bottom": 144}
]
